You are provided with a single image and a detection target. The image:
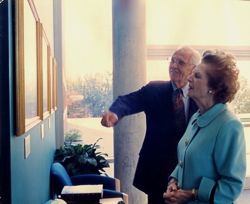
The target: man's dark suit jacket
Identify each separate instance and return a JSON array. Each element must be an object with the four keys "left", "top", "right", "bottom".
[{"left": 109, "top": 81, "right": 198, "bottom": 195}]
